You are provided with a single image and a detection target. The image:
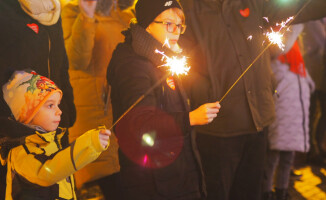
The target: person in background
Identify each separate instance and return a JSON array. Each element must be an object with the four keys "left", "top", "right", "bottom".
[
  {"left": 0, "top": 0, "right": 76, "bottom": 199},
  {"left": 61, "top": 0, "right": 134, "bottom": 199},
  {"left": 107, "top": 0, "right": 221, "bottom": 199},
  {"left": 1, "top": 70, "right": 110, "bottom": 200},
  {"left": 298, "top": 18, "right": 326, "bottom": 164},
  {"left": 263, "top": 24, "right": 314, "bottom": 200},
  {"left": 178, "top": 0, "right": 326, "bottom": 199}
]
